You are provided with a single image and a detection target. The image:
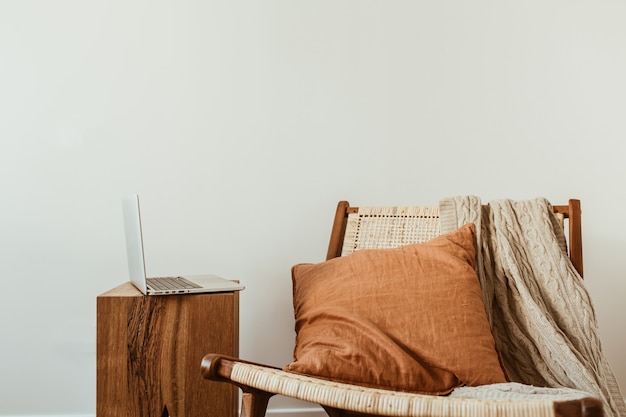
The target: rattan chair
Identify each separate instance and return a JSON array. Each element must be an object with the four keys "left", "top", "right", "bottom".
[{"left": 202, "top": 199, "right": 604, "bottom": 417}]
